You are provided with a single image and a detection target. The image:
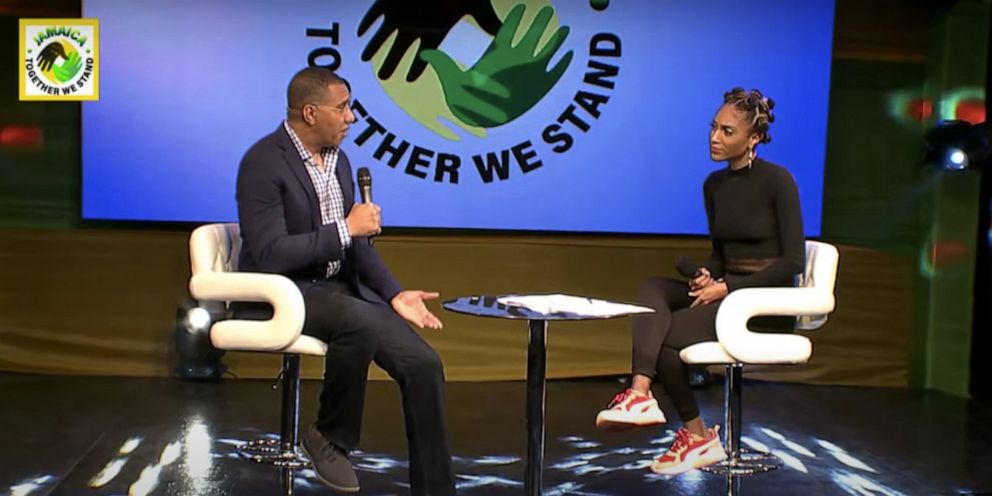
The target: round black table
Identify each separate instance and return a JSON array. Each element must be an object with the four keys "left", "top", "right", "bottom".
[{"left": 443, "top": 295, "right": 652, "bottom": 496}]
